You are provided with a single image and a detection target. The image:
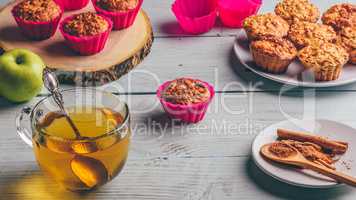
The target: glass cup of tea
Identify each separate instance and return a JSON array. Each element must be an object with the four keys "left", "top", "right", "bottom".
[{"left": 16, "top": 88, "right": 131, "bottom": 191}]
